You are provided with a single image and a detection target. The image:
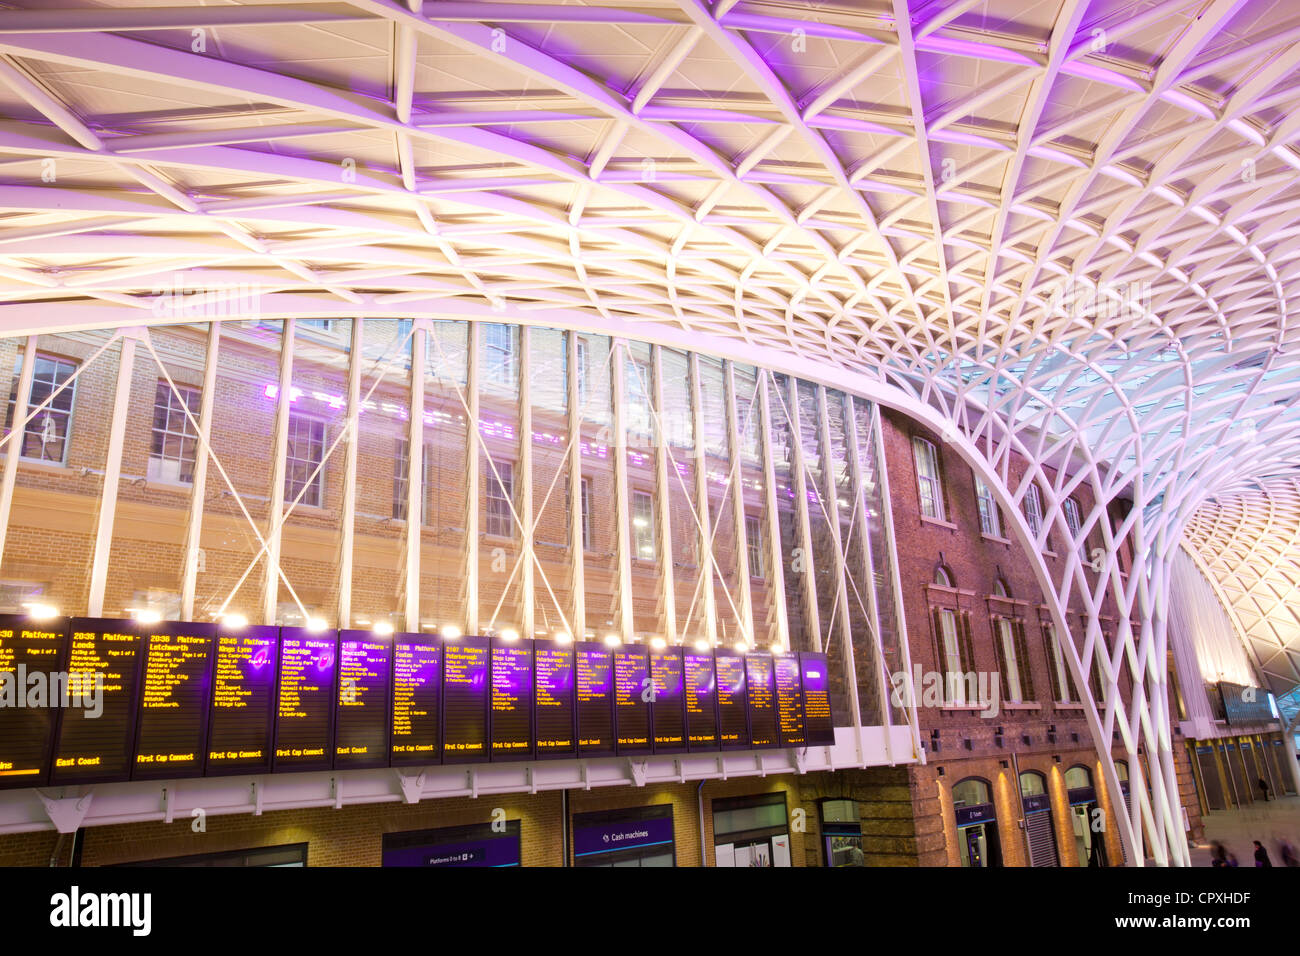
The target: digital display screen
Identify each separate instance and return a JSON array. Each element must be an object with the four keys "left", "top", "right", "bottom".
[
  {"left": 442, "top": 635, "right": 489, "bottom": 762},
  {"left": 490, "top": 637, "right": 533, "bottom": 760},
  {"left": 715, "top": 650, "right": 749, "bottom": 749},
  {"left": 684, "top": 650, "right": 718, "bottom": 751},
  {"left": 51, "top": 619, "right": 145, "bottom": 785},
  {"left": 132, "top": 622, "right": 216, "bottom": 780},
  {"left": 576, "top": 643, "right": 614, "bottom": 757},
  {"left": 801, "top": 652, "right": 835, "bottom": 744},
  {"left": 273, "top": 629, "right": 336, "bottom": 771},
  {"left": 774, "top": 654, "right": 805, "bottom": 747},
  {"left": 651, "top": 647, "right": 685, "bottom": 753},
  {"left": 391, "top": 633, "right": 440, "bottom": 765},
  {"left": 745, "top": 653, "right": 778, "bottom": 749},
  {"left": 334, "top": 630, "right": 391, "bottom": 770},
  {"left": 0, "top": 615, "right": 69, "bottom": 790},
  {"left": 206, "top": 625, "right": 278, "bottom": 775},
  {"left": 534, "top": 639, "right": 575, "bottom": 758},
  {"left": 614, "top": 647, "right": 650, "bottom": 754}
]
